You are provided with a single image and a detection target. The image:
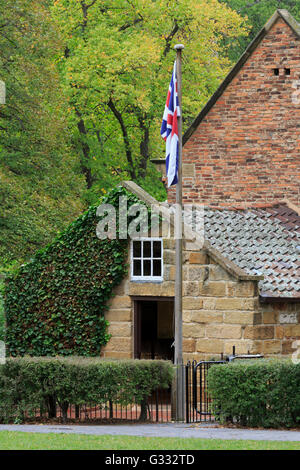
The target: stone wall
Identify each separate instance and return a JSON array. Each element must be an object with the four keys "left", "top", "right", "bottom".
[
  {"left": 250, "top": 301, "right": 300, "bottom": 356},
  {"left": 181, "top": 248, "right": 260, "bottom": 362},
  {"left": 101, "top": 240, "right": 267, "bottom": 360}
]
